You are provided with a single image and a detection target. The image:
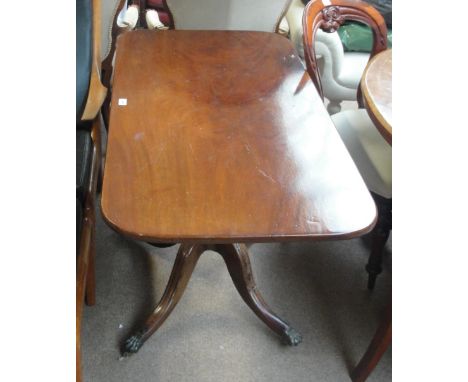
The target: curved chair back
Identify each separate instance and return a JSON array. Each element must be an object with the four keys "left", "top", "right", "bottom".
[
  {"left": 166, "top": 0, "right": 291, "bottom": 32},
  {"left": 302, "top": 0, "right": 387, "bottom": 101},
  {"left": 77, "top": 0, "right": 107, "bottom": 121}
]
